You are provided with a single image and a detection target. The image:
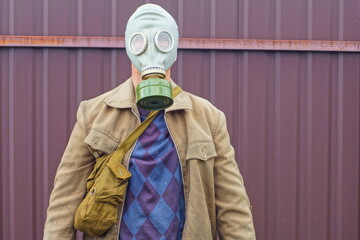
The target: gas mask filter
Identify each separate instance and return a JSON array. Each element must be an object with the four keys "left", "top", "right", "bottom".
[{"left": 125, "top": 4, "right": 179, "bottom": 110}]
